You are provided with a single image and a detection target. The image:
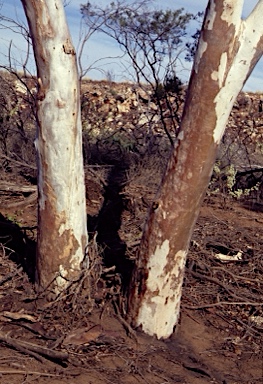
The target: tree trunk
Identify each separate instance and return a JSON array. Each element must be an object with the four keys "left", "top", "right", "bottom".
[
  {"left": 128, "top": 0, "right": 263, "bottom": 339},
  {"left": 21, "top": 0, "right": 88, "bottom": 294}
]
